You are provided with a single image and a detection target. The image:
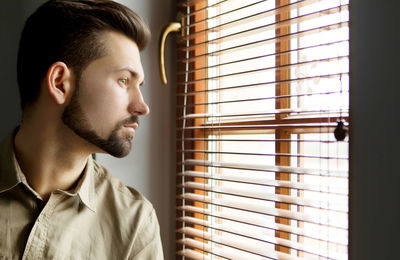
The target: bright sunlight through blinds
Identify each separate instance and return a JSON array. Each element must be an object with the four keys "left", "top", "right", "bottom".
[{"left": 176, "top": 0, "right": 349, "bottom": 259}]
